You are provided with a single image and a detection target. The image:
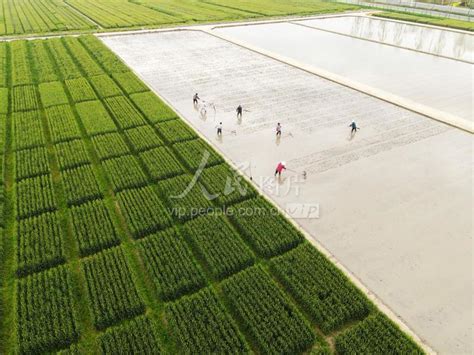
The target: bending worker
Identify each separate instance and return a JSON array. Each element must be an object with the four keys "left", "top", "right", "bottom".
[{"left": 274, "top": 161, "right": 286, "bottom": 177}]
